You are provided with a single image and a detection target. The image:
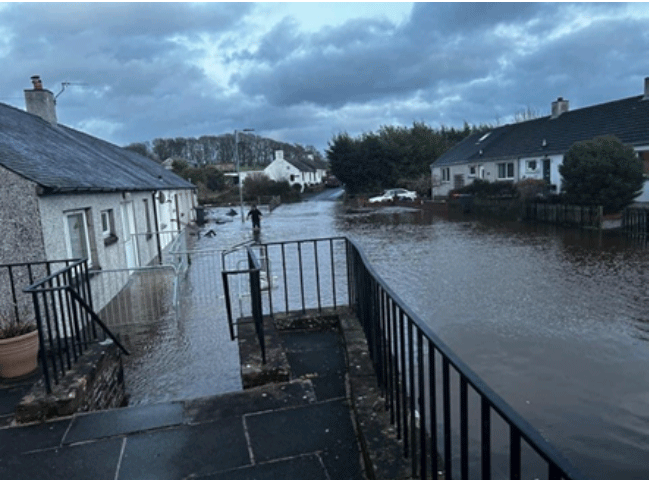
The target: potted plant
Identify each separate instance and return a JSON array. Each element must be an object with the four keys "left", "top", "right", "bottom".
[{"left": 0, "top": 304, "right": 39, "bottom": 378}]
